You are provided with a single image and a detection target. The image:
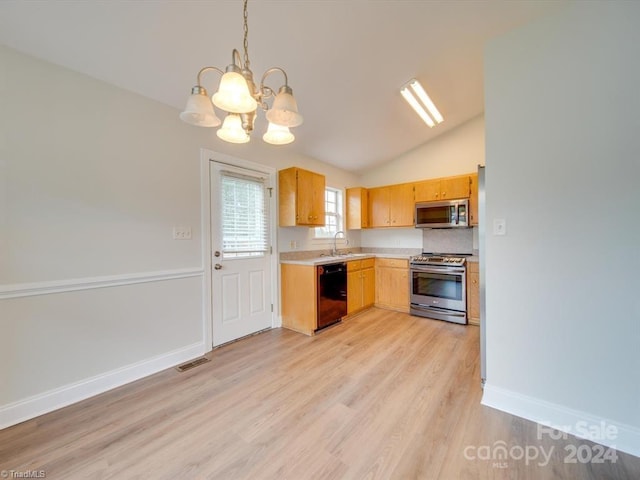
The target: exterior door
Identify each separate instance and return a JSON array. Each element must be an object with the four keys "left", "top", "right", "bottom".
[{"left": 210, "top": 161, "right": 273, "bottom": 346}]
